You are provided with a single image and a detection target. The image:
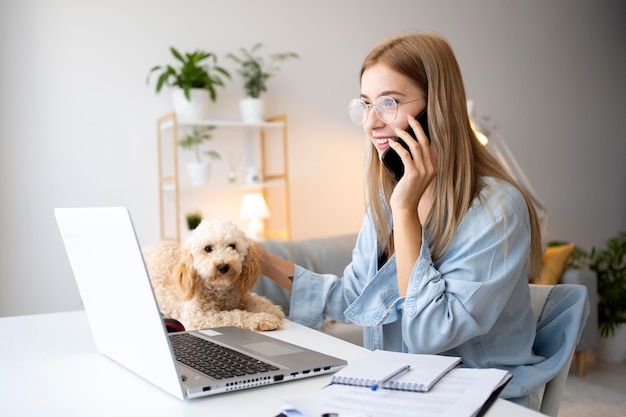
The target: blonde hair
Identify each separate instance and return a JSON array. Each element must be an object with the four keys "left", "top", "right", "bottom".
[{"left": 361, "top": 31, "right": 542, "bottom": 278}]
